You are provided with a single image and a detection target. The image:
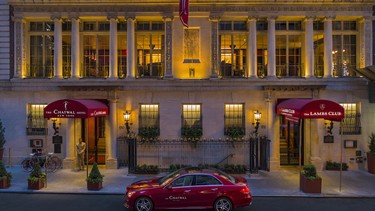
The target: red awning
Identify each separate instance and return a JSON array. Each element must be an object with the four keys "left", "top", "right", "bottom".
[
  {"left": 44, "top": 99, "right": 109, "bottom": 119},
  {"left": 276, "top": 99, "right": 344, "bottom": 123}
]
